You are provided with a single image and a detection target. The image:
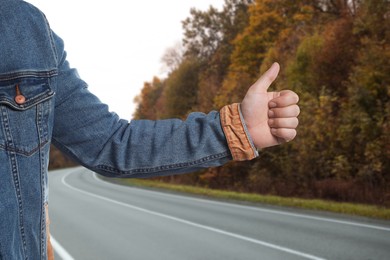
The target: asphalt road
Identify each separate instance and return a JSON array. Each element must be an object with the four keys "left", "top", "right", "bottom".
[{"left": 48, "top": 167, "right": 390, "bottom": 260}]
